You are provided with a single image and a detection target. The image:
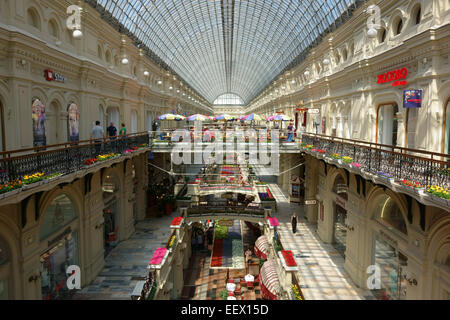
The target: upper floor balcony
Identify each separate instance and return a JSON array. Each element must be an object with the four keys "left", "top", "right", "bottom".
[
  {"left": 0, "top": 132, "right": 151, "bottom": 205},
  {"left": 301, "top": 133, "right": 450, "bottom": 211}
]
